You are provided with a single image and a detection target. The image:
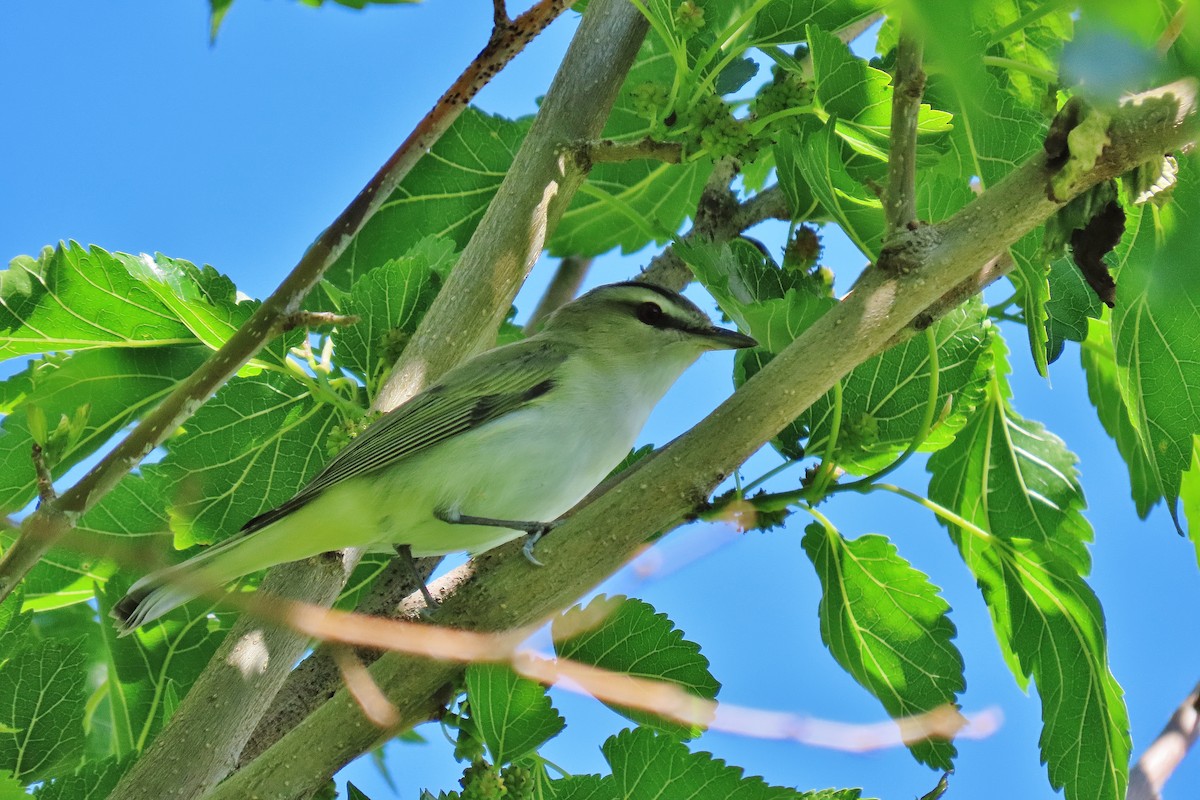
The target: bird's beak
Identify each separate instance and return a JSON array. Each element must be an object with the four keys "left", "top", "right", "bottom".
[{"left": 699, "top": 326, "right": 758, "bottom": 350}]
